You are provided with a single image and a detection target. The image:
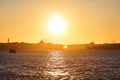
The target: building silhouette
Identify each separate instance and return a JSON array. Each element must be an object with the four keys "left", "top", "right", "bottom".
[{"left": 8, "top": 38, "right": 9, "bottom": 43}]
